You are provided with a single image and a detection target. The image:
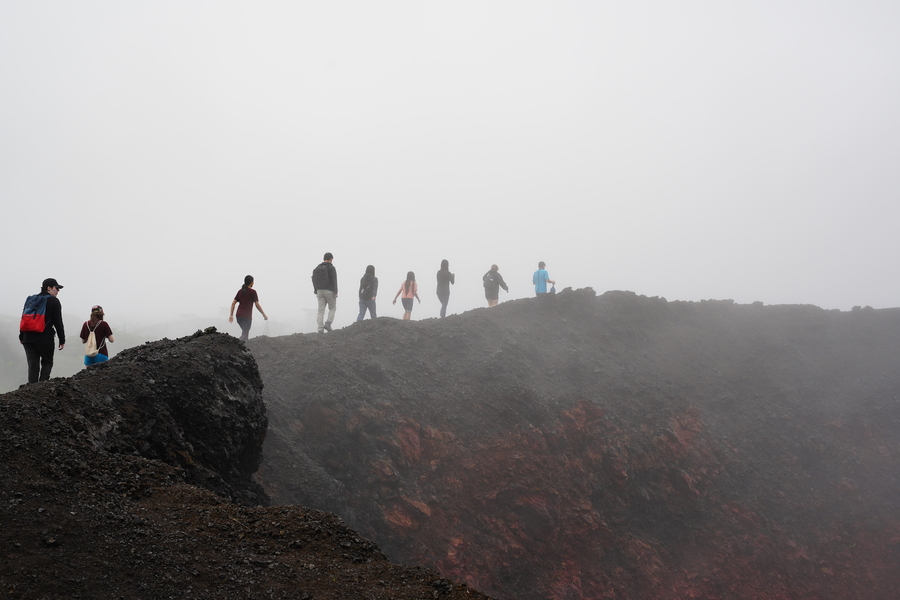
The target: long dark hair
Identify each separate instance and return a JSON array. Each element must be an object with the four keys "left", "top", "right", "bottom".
[
  {"left": 242, "top": 275, "right": 254, "bottom": 290},
  {"left": 365, "top": 265, "right": 375, "bottom": 277},
  {"left": 404, "top": 271, "right": 416, "bottom": 294},
  {"left": 89, "top": 306, "right": 104, "bottom": 325},
  {"left": 440, "top": 259, "right": 449, "bottom": 271}
]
